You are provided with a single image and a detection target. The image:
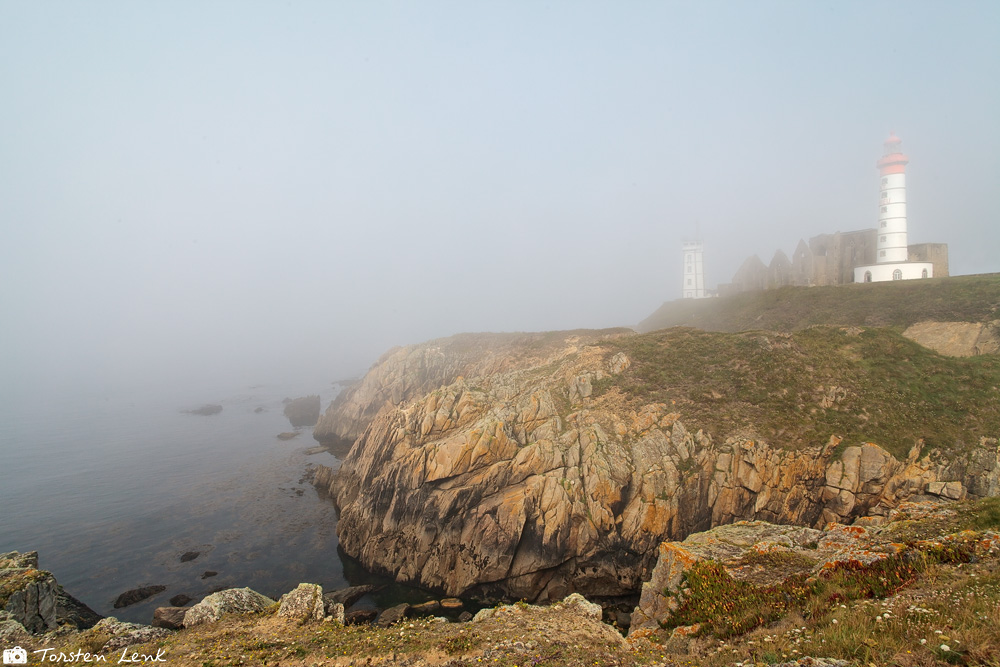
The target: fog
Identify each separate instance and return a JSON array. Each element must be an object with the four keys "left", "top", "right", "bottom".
[{"left": 2, "top": 1, "right": 998, "bottom": 397}]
